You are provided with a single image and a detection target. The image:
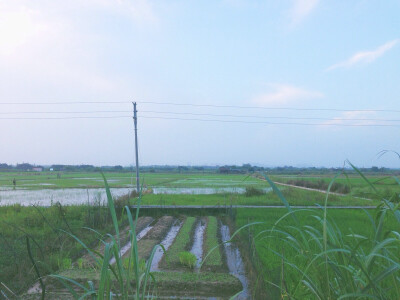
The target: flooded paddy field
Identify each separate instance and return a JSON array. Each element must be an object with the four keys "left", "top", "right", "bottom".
[
  {"left": 0, "top": 171, "right": 268, "bottom": 190},
  {"left": 24, "top": 213, "right": 252, "bottom": 299},
  {"left": 0, "top": 186, "right": 272, "bottom": 206}
]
